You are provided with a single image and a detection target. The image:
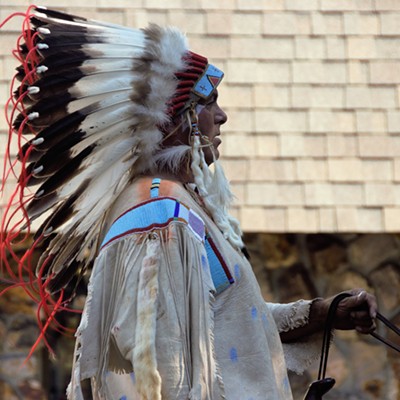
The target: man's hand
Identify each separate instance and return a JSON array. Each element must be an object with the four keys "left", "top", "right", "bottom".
[
  {"left": 280, "top": 289, "right": 378, "bottom": 343},
  {"left": 329, "top": 289, "right": 377, "bottom": 333}
]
